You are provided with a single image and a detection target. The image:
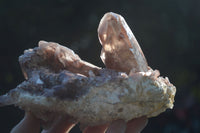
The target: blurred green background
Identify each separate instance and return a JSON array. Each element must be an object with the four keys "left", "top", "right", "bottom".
[{"left": 0, "top": 0, "right": 200, "bottom": 132}]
